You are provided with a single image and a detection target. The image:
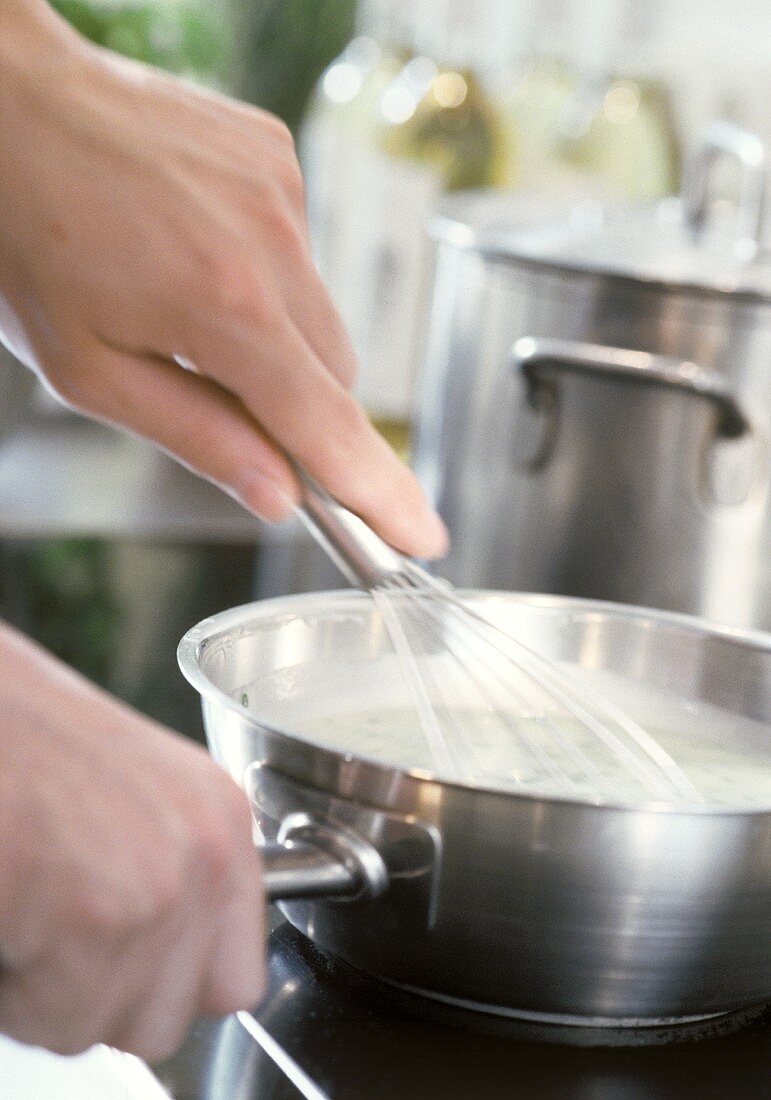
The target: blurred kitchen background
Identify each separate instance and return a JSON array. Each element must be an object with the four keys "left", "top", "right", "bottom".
[{"left": 1, "top": 0, "right": 769, "bottom": 739}]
